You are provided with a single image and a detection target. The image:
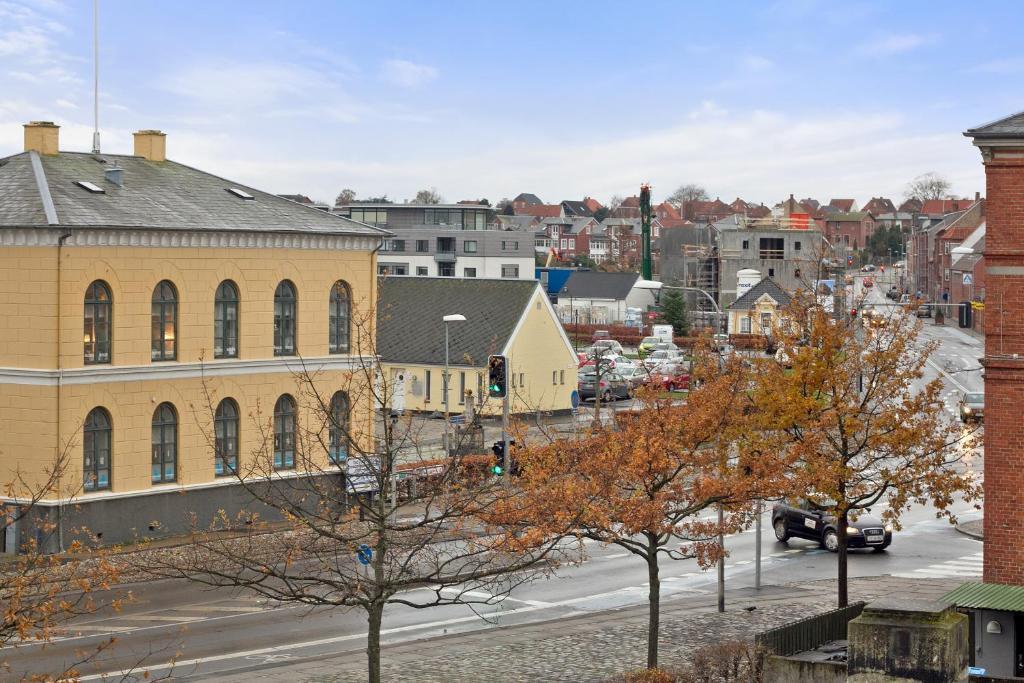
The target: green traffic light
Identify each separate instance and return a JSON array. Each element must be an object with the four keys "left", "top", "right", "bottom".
[{"left": 492, "top": 465, "right": 503, "bottom": 475}]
